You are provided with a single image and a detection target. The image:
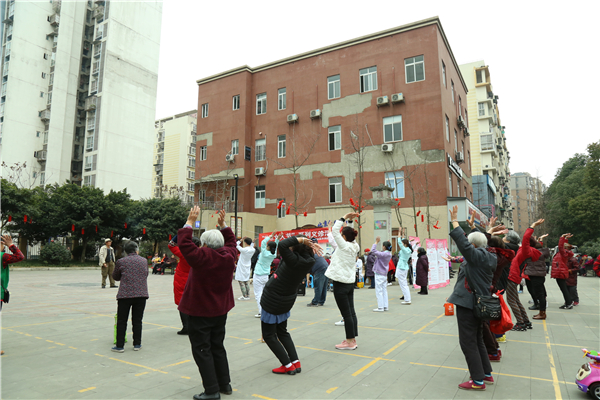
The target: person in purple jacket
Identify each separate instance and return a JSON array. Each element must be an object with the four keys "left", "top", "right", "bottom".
[{"left": 371, "top": 237, "right": 392, "bottom": 312}]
